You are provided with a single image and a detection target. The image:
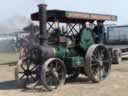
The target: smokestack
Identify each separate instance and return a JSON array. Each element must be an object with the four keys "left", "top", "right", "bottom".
[{"left": 38, "top": 4, "right": 48, "bottom": 45}]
